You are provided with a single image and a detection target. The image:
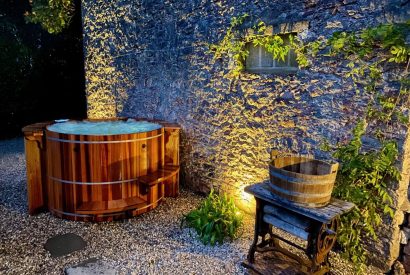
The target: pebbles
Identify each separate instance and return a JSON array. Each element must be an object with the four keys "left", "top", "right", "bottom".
[{"left": 0, "top": 138, "right": 383, "bottom": 274}]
